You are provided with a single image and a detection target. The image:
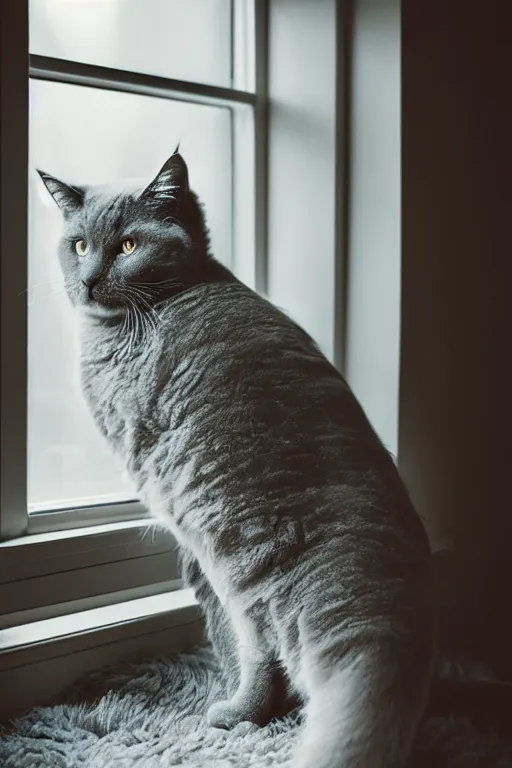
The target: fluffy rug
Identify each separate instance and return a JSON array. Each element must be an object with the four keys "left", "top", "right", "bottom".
[{"left": 1, "top": 647, "right": 511, "bottom": 767}]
